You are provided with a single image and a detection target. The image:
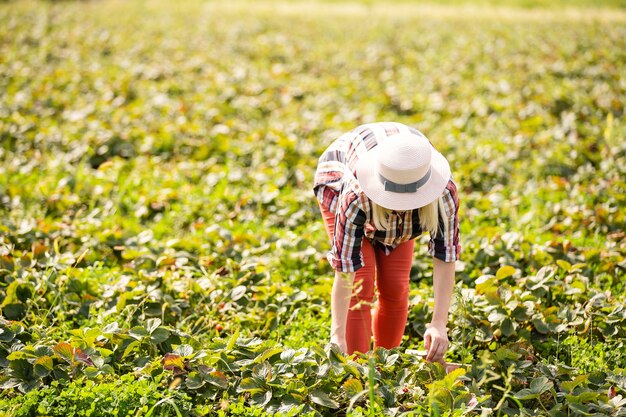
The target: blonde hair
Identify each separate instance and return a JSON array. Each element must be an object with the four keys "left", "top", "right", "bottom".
[{"left": 371, "top": 198, "right": 444, "bottom": 236}]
